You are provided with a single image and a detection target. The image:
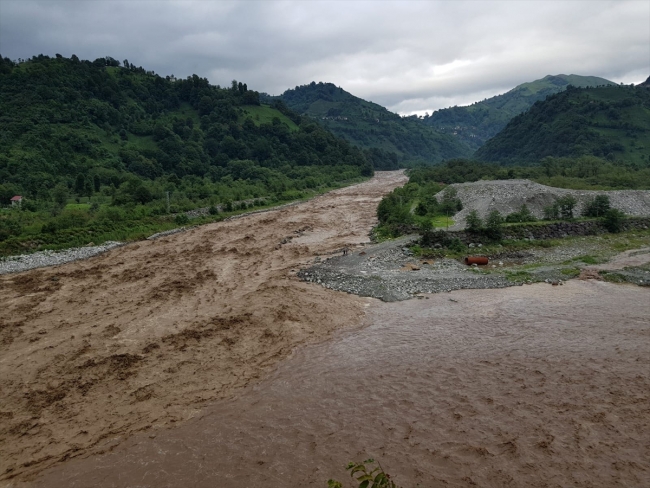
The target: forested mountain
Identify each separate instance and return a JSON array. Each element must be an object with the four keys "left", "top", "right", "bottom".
[
  {"left": 267, "top": 82, "right": 472, "bottom": 169},
  {"left": 0, "top": 54, "right": 372, "bottom": 205},
  {"left": 474, "top": 83, "right": 650, "bottom": 165},
  {"left": 422, "top": 74, "right": 616, "bottom": 151},
  {"left": 0, "top": 54, "right": 379, "bottom": 255}
]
